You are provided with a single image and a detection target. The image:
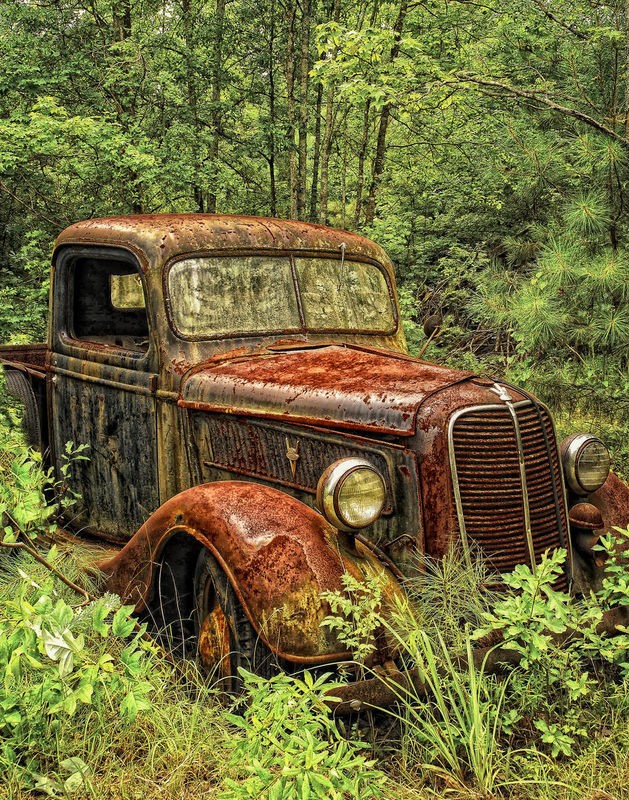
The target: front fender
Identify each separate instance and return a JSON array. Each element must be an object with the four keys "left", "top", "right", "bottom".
[
  {"left": 589, "top": 471, "right": 629, "bottom": 533},
  {"left": 98, "top": 481, "right": 405, "bottom": 664}
]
